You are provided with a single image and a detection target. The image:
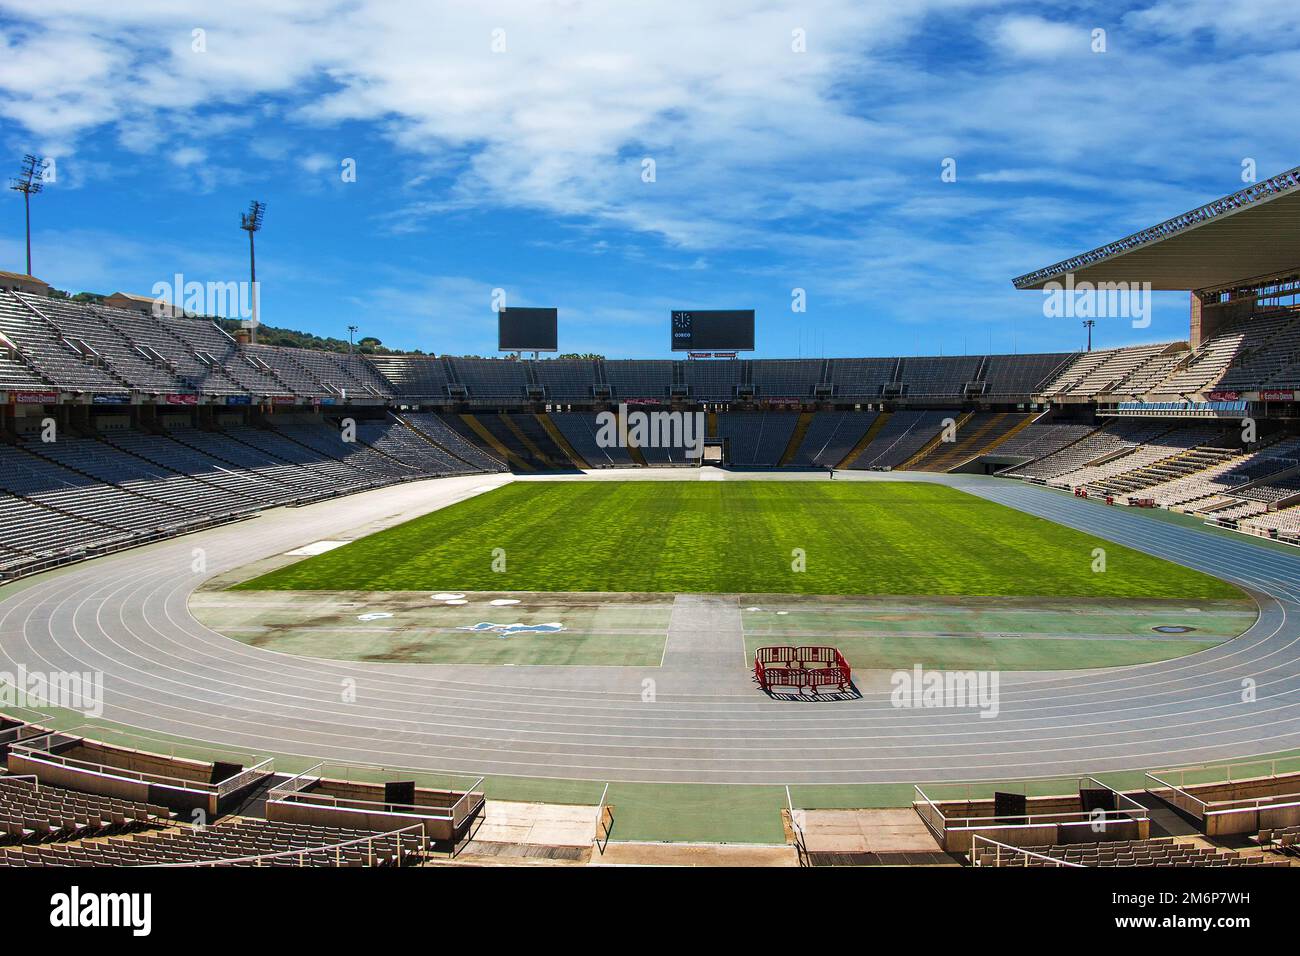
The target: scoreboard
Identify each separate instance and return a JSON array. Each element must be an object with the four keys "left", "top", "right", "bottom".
[
  {"left": 670, "top": 310, "right": 755, "bottom": 351},
  {"left": 498, "top": 307, "right": 558, "bottom": 352}
]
